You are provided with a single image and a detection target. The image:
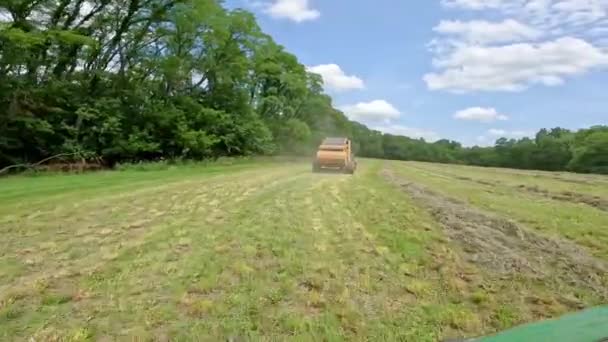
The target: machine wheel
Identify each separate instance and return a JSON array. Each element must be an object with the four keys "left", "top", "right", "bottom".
[{"left": 344, "top": 162, "right": 355, "bottom": 175}]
